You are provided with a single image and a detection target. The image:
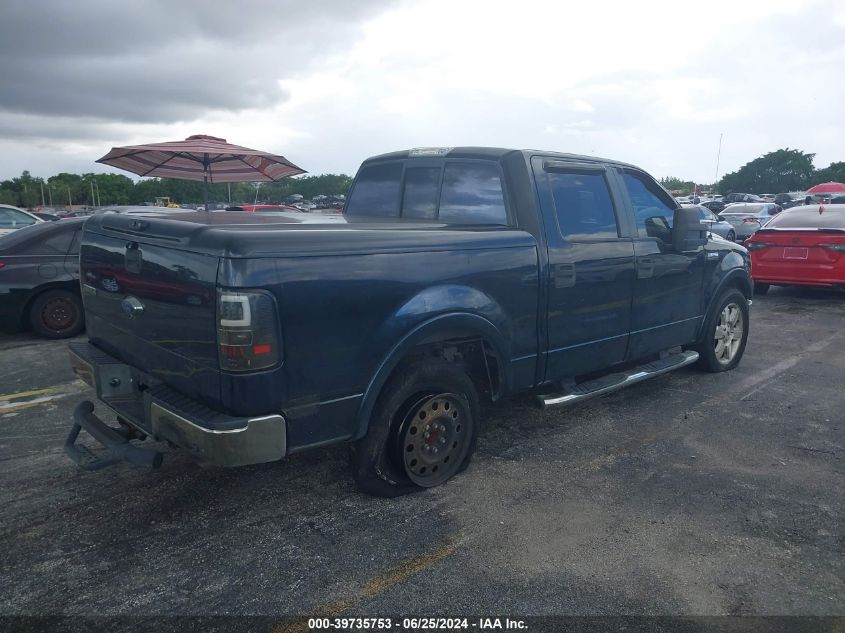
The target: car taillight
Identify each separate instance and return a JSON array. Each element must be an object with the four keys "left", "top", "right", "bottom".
[
  {"left": 742, "top": 218, "right": 760, "bottom": 224},
  {"left": 0, "top": 262, "right": 5, "bottom": 269},
  {"left": 819, "top": 243, "right": 845, "bottom": 253},
  {"left": 745, "top": 242, "right": 774, "bottom": 251},
  {"left": 217, "top": 290, "right": 281, "bottom": 372}
]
